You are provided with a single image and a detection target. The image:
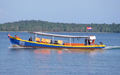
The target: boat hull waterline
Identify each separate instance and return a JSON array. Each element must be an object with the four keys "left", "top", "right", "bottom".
[{"left": 9, "top": 36, "right": 106, "bottom": 50}]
